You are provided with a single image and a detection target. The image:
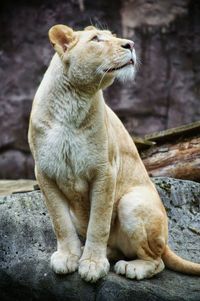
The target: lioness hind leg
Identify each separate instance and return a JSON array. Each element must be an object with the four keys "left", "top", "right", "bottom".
[
  {"left": 114, "top": 186, "right": 167, "bottom": 280},
  {"left": 115, "top": 258, "right": 164, "bottom": 280}
]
